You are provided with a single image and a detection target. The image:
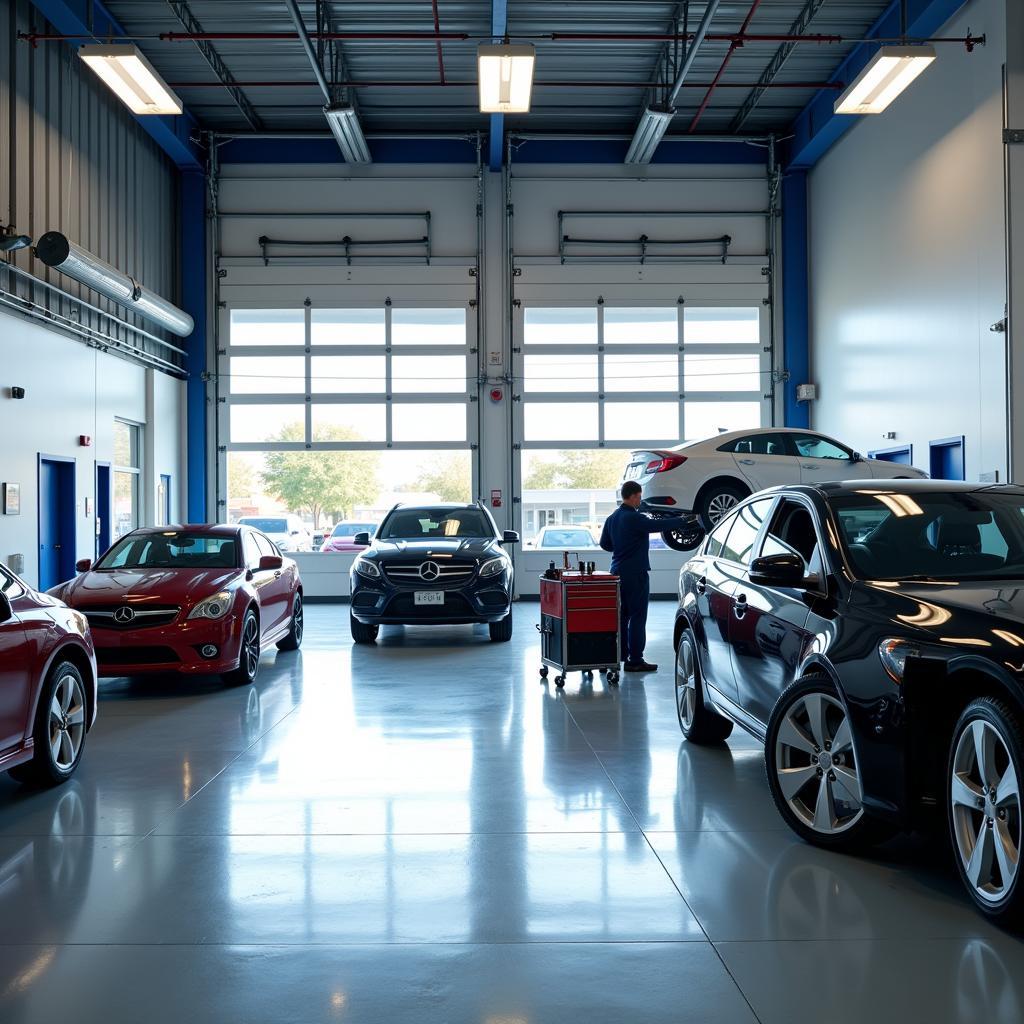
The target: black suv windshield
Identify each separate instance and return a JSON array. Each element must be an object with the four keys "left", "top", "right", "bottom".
[
  {"left": 379, "top": 508, "right": 494, "bottom": 540},
  {"left": 831, "top": 491, "right": 1024, "bottom": 581},
  {"left": 96, "top": 533, "right": 239, "bottom": 570}
]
